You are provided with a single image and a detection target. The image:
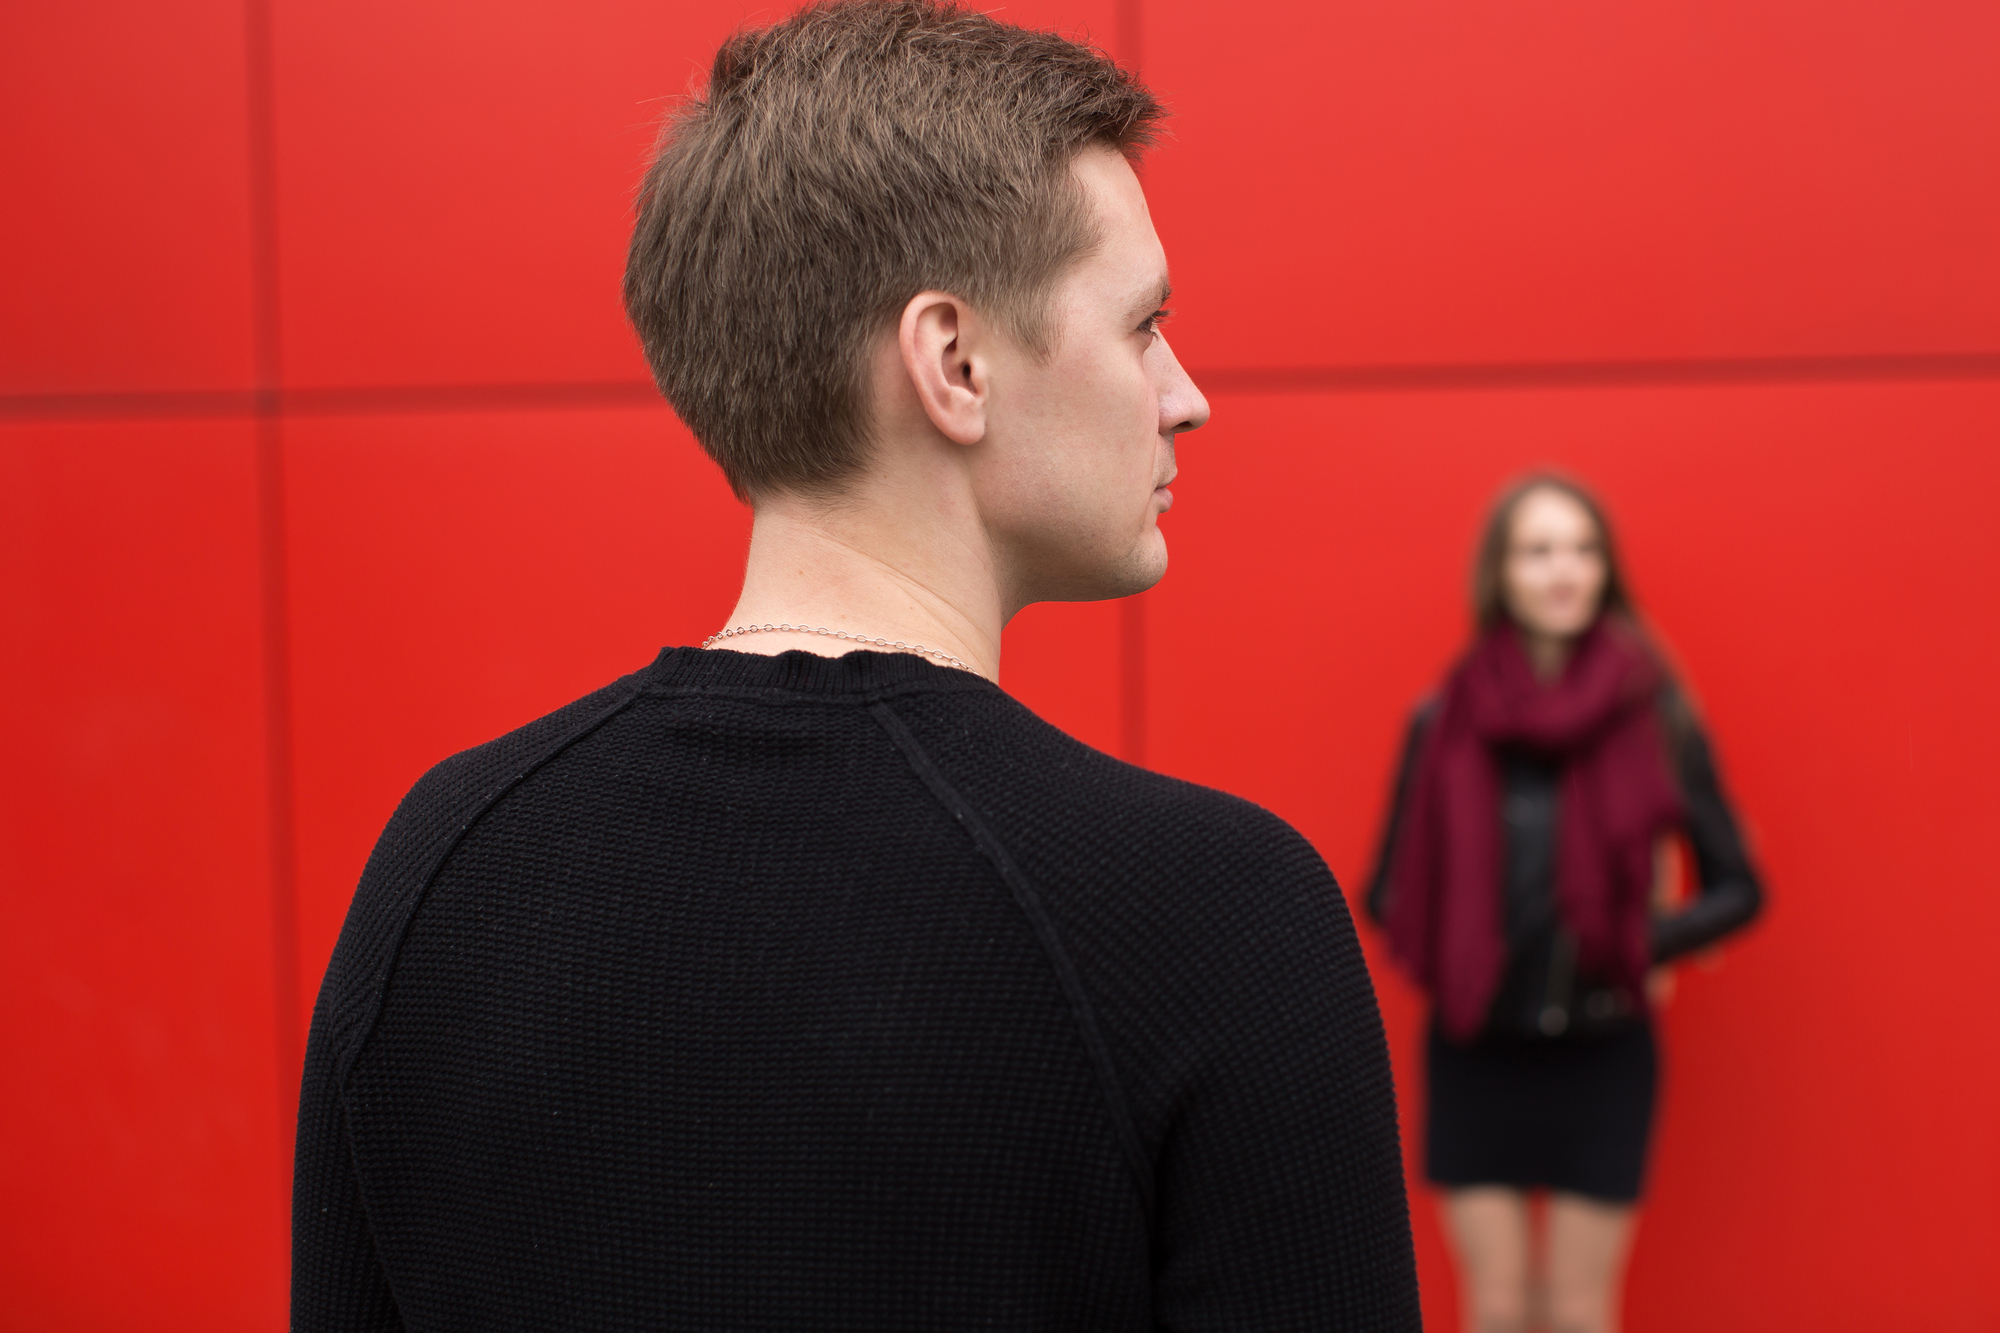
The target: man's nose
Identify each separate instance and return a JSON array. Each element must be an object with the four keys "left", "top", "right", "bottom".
[{"left": 1157, "top": 335, "right": 1210, "bottom": 435}]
